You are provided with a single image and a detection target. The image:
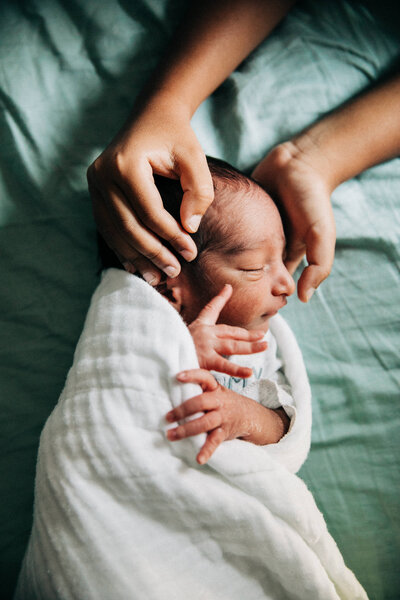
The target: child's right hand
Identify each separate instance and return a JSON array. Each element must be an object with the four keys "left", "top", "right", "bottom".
[{"left": 188, "top": 284, "right": 267, "bottom": 378}]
